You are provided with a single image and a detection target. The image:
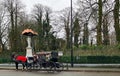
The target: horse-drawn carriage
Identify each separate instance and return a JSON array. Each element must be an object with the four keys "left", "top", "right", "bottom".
[
  {"left": 12, "top": 29, "right": 64, "bottom": 72},
  {"left": 11, "top": 51, "right": 64, "bottom": 72}
]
